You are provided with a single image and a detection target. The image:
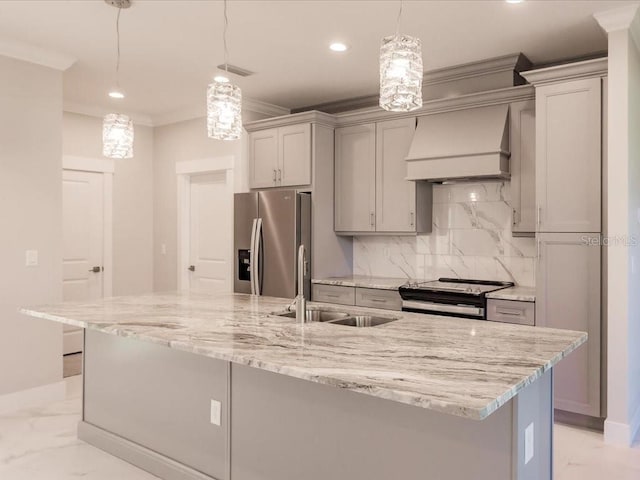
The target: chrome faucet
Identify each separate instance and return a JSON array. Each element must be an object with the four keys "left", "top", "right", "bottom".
[{"left": 296, "top": 244, "right": 307, "bottom": 324}]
